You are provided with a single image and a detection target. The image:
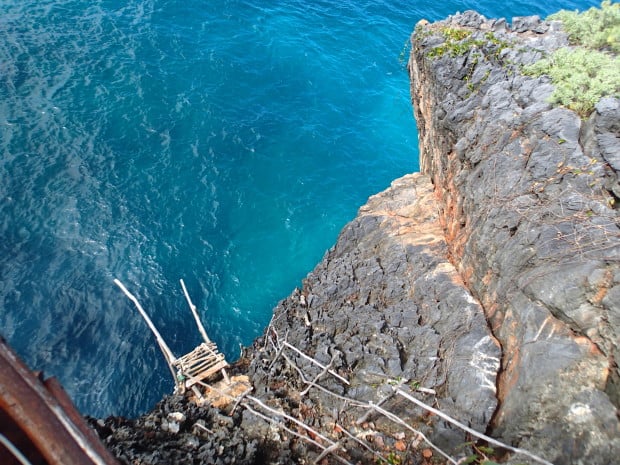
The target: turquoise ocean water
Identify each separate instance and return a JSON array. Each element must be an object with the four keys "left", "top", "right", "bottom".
[{"left": 0, "top": 0, "right": 600, "bottom": 417}]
